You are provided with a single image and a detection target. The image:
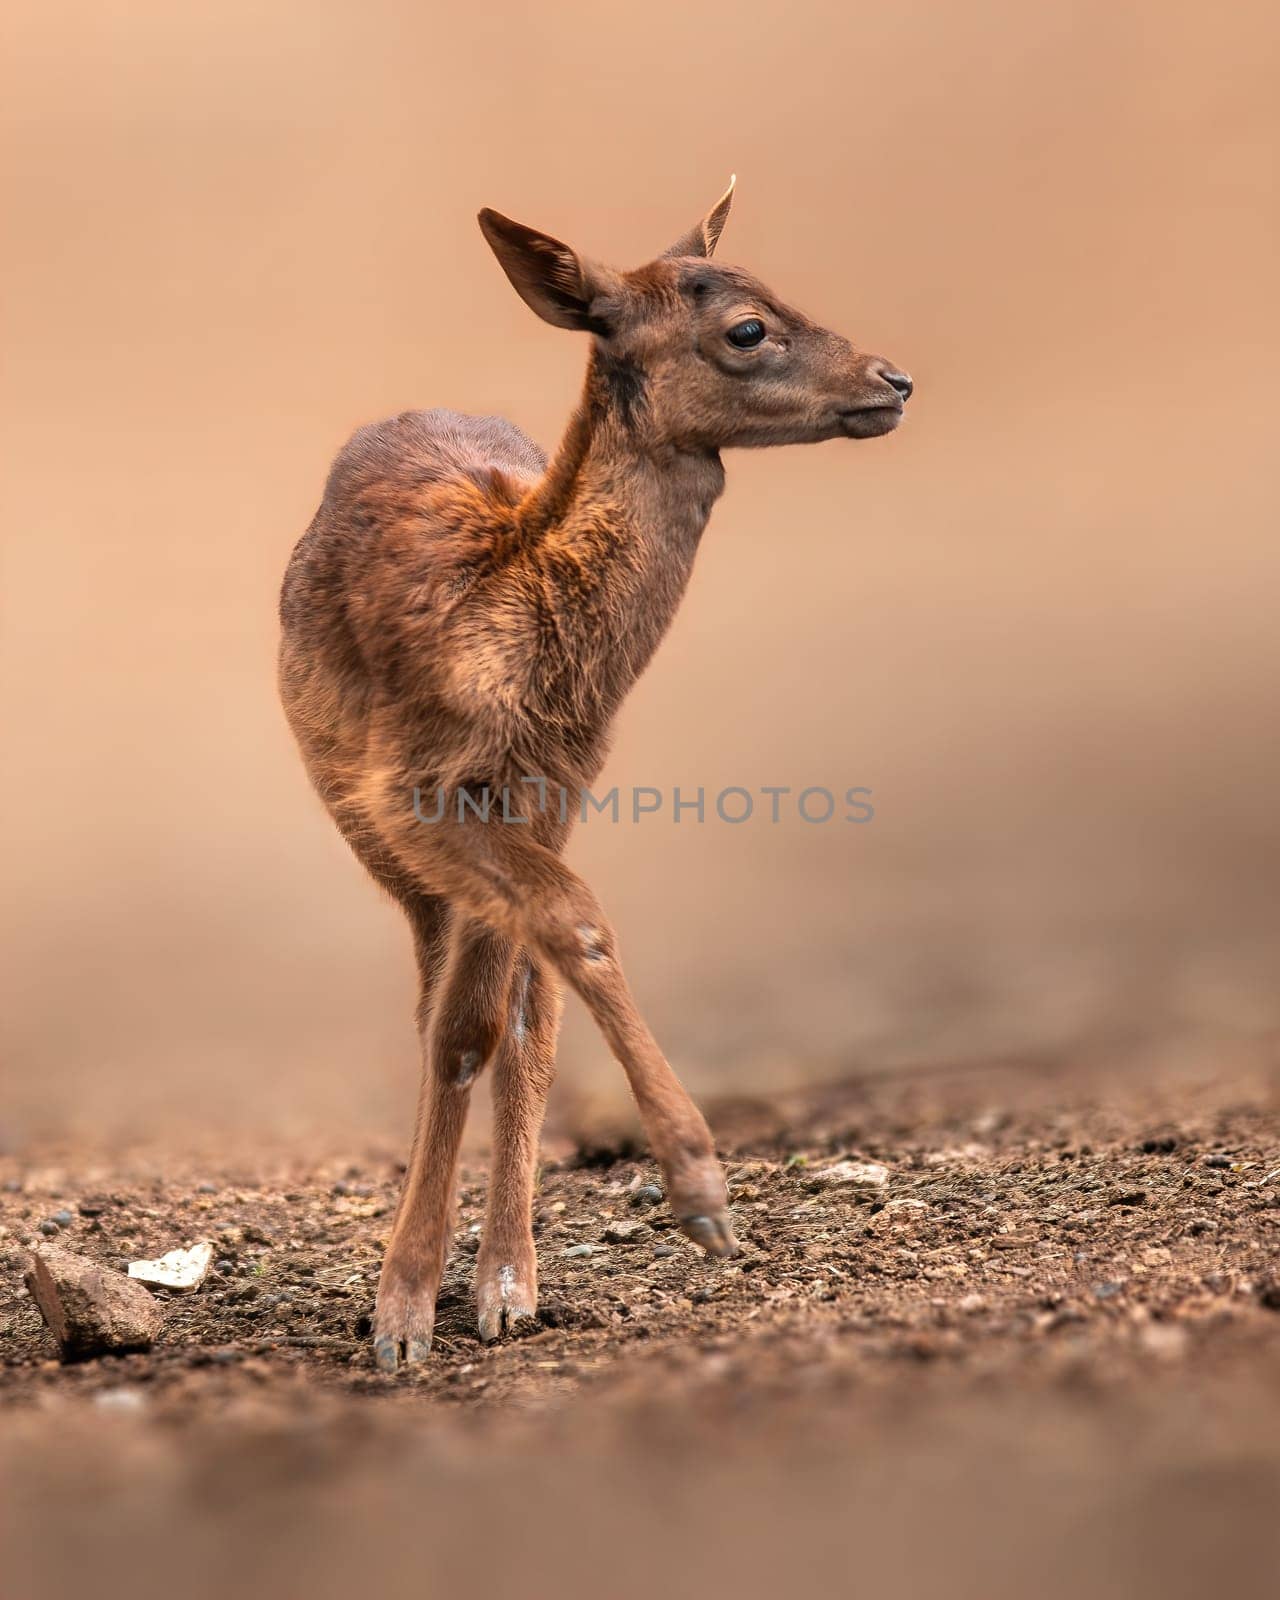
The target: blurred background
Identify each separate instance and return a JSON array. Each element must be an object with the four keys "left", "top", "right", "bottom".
[{"left": 3, "top": 0, "right": 1277, "bottom": 1142}]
